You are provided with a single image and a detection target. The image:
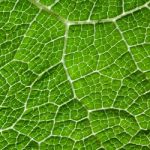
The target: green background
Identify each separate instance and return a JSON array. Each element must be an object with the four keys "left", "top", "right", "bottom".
[{"left": 0, "top": 0, "right": 150, "bottom": 149}]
